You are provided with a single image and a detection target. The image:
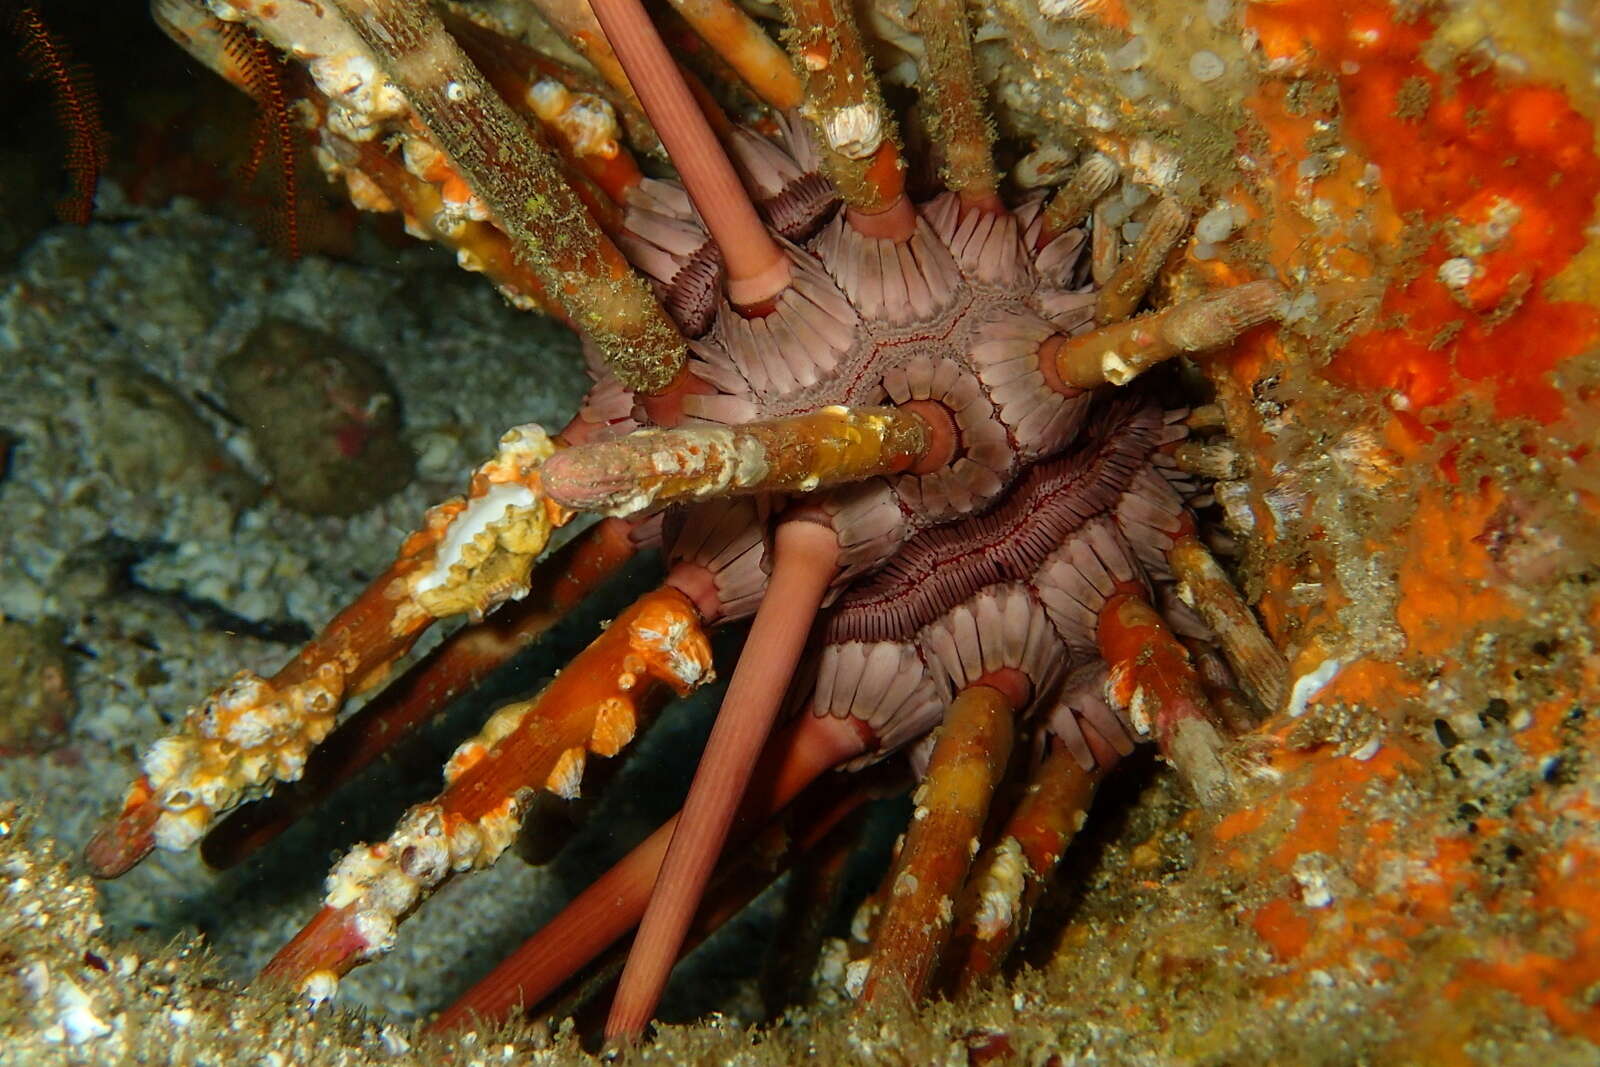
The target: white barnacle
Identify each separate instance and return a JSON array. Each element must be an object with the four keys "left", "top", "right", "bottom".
[
  {"left": 349, "top": 909, "right": 399, "bottom": 959},
  {"left": 843, "top": 958, "right": 870, "bottom": 998},
  {"left": 1349, "top": 736, "right": 1382, "bottom": 761},
  {"left": 545, "top": 747, "right": 587, "bottom": 800},
  {"left": 970, "top": 837, "right": 1027, "bottom": 939},
  {"left": 447, "top": 820, "right": 486, "bottom": 870},
  {"left": 1127, "top": 685, "right": 1154, "bottom": 737},
  {"left": 1291, "top": 853, "right": 1336, "bottom": 908},
  {"left": 1190, "top": 50, "right": 1226, "bottom": 82},
  {"left": 300, "top": 970, "right": 340, "bottom": 1006},
  {"left": 1014, "top": 144, "right": 1076, "bottom": 188},
  {"left": 1437, "top": 256, "right": 1477, "bottom": 289},
  {"left": 1196, "top": 202, "right": 1239, "bottom": 244},
  {"left": 528, "top": 81, "right": 621, "bottom": 160},
  {"left": 1099, "top": 349, "right": 1136, "bottom": 386},
  {"left": 822, "top": 104, "right": 884, "bottom": 160},
  {"left": 730, "top": 434, "right": 772, "bottom": 491},
  {"left": 1110, "top": 36, "right": 1149, "bottom": 71},
  {"left": 1129, "top": 138, "right": 1183, "bottom": 188},
  {"left": 636, "top": 616, "right": 711, "bottom": 688}
]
